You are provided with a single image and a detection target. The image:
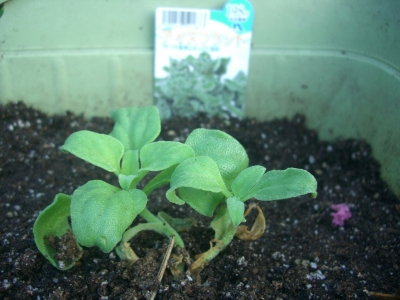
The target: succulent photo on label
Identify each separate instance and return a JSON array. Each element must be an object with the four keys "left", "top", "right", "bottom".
[
  {"left": 155, "top": 52, "right": 246, "bottom": 118},
  {"left": 154, "top": 0, "right": 254, "bottom": 119}
]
